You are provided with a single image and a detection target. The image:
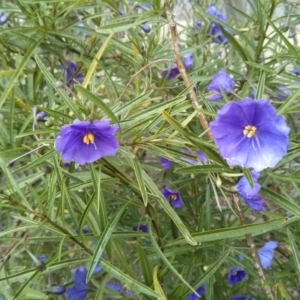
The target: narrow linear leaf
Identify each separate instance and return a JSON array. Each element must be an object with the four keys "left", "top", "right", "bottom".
[
  {"left": 79, "top": 33, "right": 114, "bottom": 98},
  {"left": 35, "top": 55, "right": 82, "bottom": 119},
  {"left": 87, "top": 201, "right": 130, "bottom": 281},
  {"left": 0, "top": 38, "right": 42, "bottom": 109},
  {"left": 153, "top": 266, "right": 167, "bottom": 300},
  {"left": 167, "top": 217, "right": 298, "bottom": 246},
  {"left": 260, "top": 188, "right": 300, "bottom": 218},
  {"left": 99, "top": 258, "right": 160, "bottom": 298},
  {"left": 149, "top": 226, "right": 198, "bottom": 296},
  {"left": 287, "top": 229, "right": 300, "bottom": 285},
  {"left": 142, "top": 170, "right": 197, "bottom": 246},
  {"left": 137, "top": 244, "right": 153, "bottom": 287},
  {"left": 75, "top": 85, "right": 118, "bottom": 124},
  {"left": 175, "top": 165, "right": 233, "bottom": 174},
  {"left": 181, "top": 250, "right": 229, "bottom": 298},
  {"left": 131, "top": 157, "right": 148, "bottom": 206}
]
